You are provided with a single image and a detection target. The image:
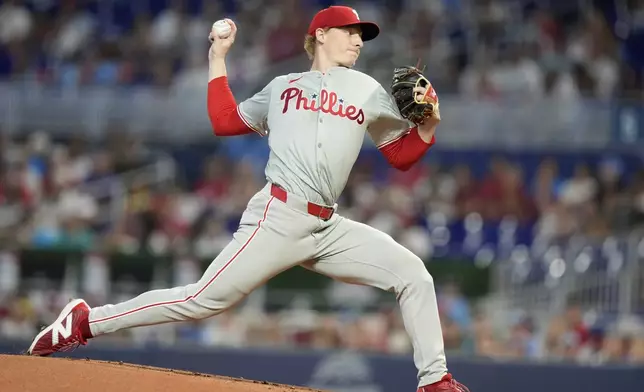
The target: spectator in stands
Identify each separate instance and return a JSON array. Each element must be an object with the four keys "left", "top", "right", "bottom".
[
  {"left": 0, "top": 160, "right": 32, "bottom": 208},
  {"left": 576, "top": 325, "right": 607, "bottom": 365},
  {"left": 50, "top": 0, "right": 96, "bottom": 62},
  {"left": 507, "top": 315, "right": 540, "bottom": 359},
  {"left": 477, "top": 156, "right": 508, "bottom": 221},
  {"left": 0, "top": 0, "right": 32, "bottom": 45},
  {"left": 51, "top": 145, "right": 89, "bottom": 191},
  {"left": 264, "top": 0, "right": 307, "bottom": 64},
  {"left": 0, "top": 0, "right": 633, "bottom": 100},
  {"left": 0, "top": 294, "right": 37, "bottom": 341},
  {"left": 149, "top": 0, "right": 188, "bottom": 54},
  {"left": 500, "top": 164, "right": 538, "bottom": 223},
  {"left": 420, "top": 162, "right": 458, "bottom": 222},
  {"left": 594, "top": 156, "right": 630, "bottom": 230},
  {"left": 438, "top": 282, "right": 472, "bottom": 338},
  {"left": 558, "top": 162, "right": 600, "bottom": 235},
  {"left": 544, "top": 301, "right": 590, "bottom": 360},
  {"left": 113, "top": 176, "right": 156, "bottom": 252},
  {"left": 601, "top": 333, "right": 634, "bottom": 364},
  {"left": 631, "top": 336, "right": 644, "bottom": 363},
  {"left": 453, "top": 164, "right": 478, "bottom": 219},
  {"left": 475, "top": 157, "right": 536, "bottom": 223},
  {"left": 310, "top": 315, "right": 343, "bottom": 350},
  {"left": 437, "top": 282, "right": 471, "bottom": 352},
  {"left": 193, "top": 217, "right": 231, "bottom": 259},
  {"left": 471, "top": 309, "right": 505, "bottom": 358},
  {"left": 195, "top": 155, "right": 232, "bottom": 203},
  {"left": 533, "top": 157, "right": 562, "bottom": 212},
  {"left": 628, "top": 170, "right": 644, "bottom": 228}
]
